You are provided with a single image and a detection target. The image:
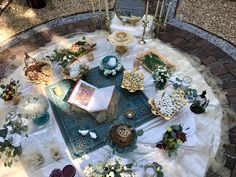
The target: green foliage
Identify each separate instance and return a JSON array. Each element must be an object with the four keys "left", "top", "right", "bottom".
[
  {"left": 143, "top": 53, "right": 166, "bottom": 72},
  {"left": 156, "top": 124, "right": 187, "bottom": 157},
  {"left": 152, "top": 66, "right": 171, "bottom": 90},
  {"left": 0, "top": 117, "right": 28, "bottom": 167}
]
